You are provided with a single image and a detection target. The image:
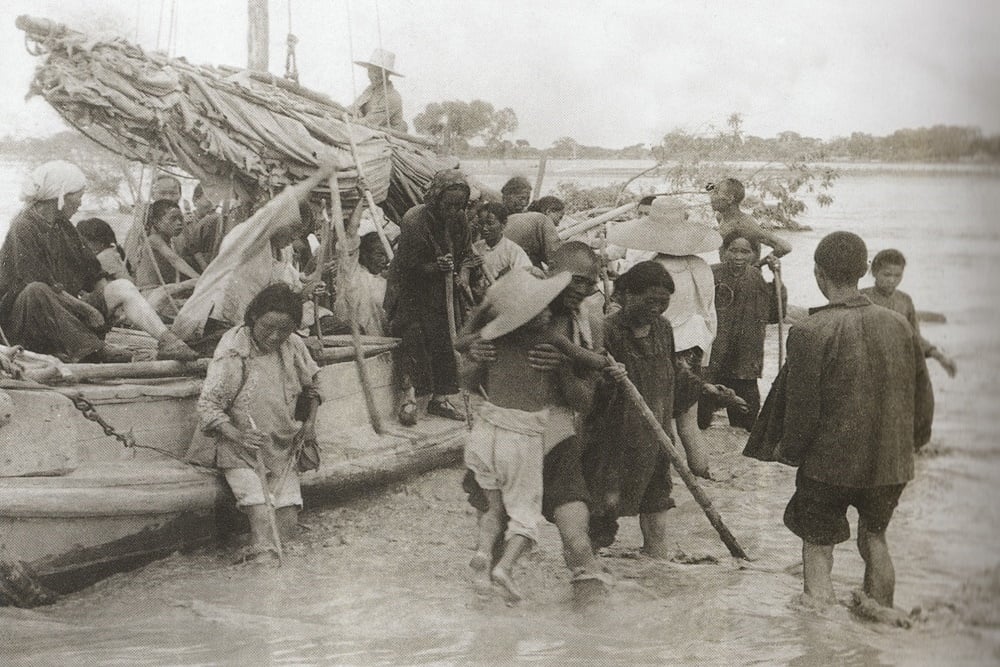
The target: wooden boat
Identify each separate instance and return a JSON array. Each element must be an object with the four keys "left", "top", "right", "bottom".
[{"left": 0, "top": 351, "right": 467, "bottom": 605}]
